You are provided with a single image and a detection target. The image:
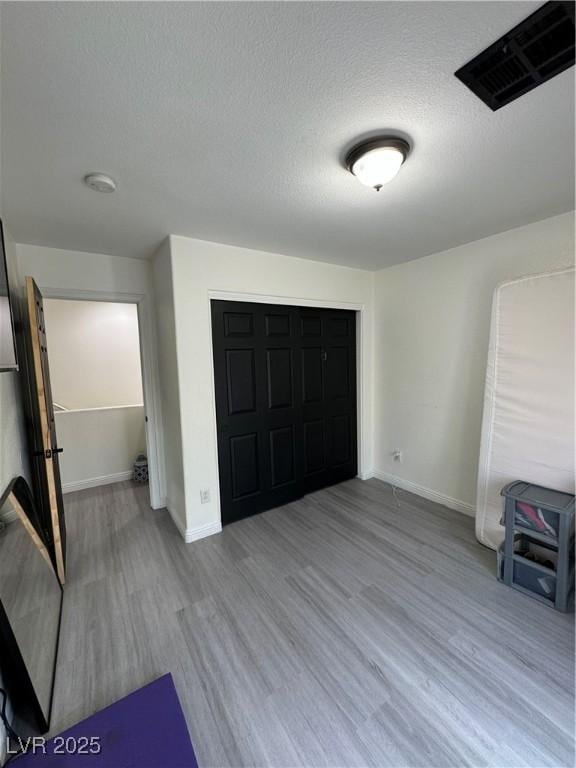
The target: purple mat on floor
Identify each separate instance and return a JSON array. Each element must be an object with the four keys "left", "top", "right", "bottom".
[{"left": 13, "top": 674, "right": 198, "bottom": 767}]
